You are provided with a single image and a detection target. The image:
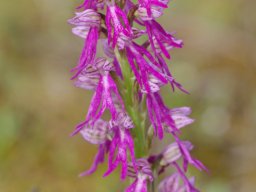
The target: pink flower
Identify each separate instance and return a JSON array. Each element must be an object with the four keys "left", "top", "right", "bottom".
[
  {"left": 126, "top": 43, "right": 168, "bottom": 93},
  {"left": 72, "top": 27, "right": 99, "bottom": 78},
  {"left": 68, "top": 9, "right": 101, "bottom": 77},
  {"left": 104, "top": 113, "right": 137, "bottom": 180},
  {"left": 158, "top": 172, "right": 197, "bottom": 192},
  {"left": 160, "top": 141, "right": 193, "bottom": 167},
  {"left": 138, "top": 0, "right": 168, "bottom": 20},
  {"left": 71, "top": 58, "right": 124, "bottom": 135},
  {"left": 137, "top": 0, "right": 169, "bottom": 21},
  {"left": 145, "top": 20, "right": 182, "bottom": 59},
  {"left": 125, "top": 159, "right": 153, "bottom": 192},
  {"left": 146, "top": 92, "right": 178, "bottom": 139},
  {"left": 106, "top": 2, "right": 133, "bottom": 48}
]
